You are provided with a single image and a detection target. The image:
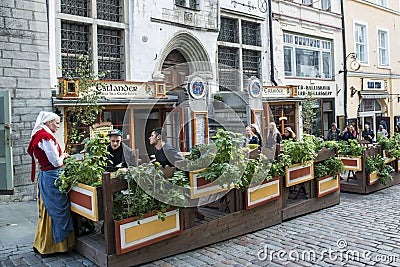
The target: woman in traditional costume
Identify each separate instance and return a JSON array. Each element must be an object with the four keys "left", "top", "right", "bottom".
[{"left": 27, "top": 111, "right": 75, "bottom": 256}]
